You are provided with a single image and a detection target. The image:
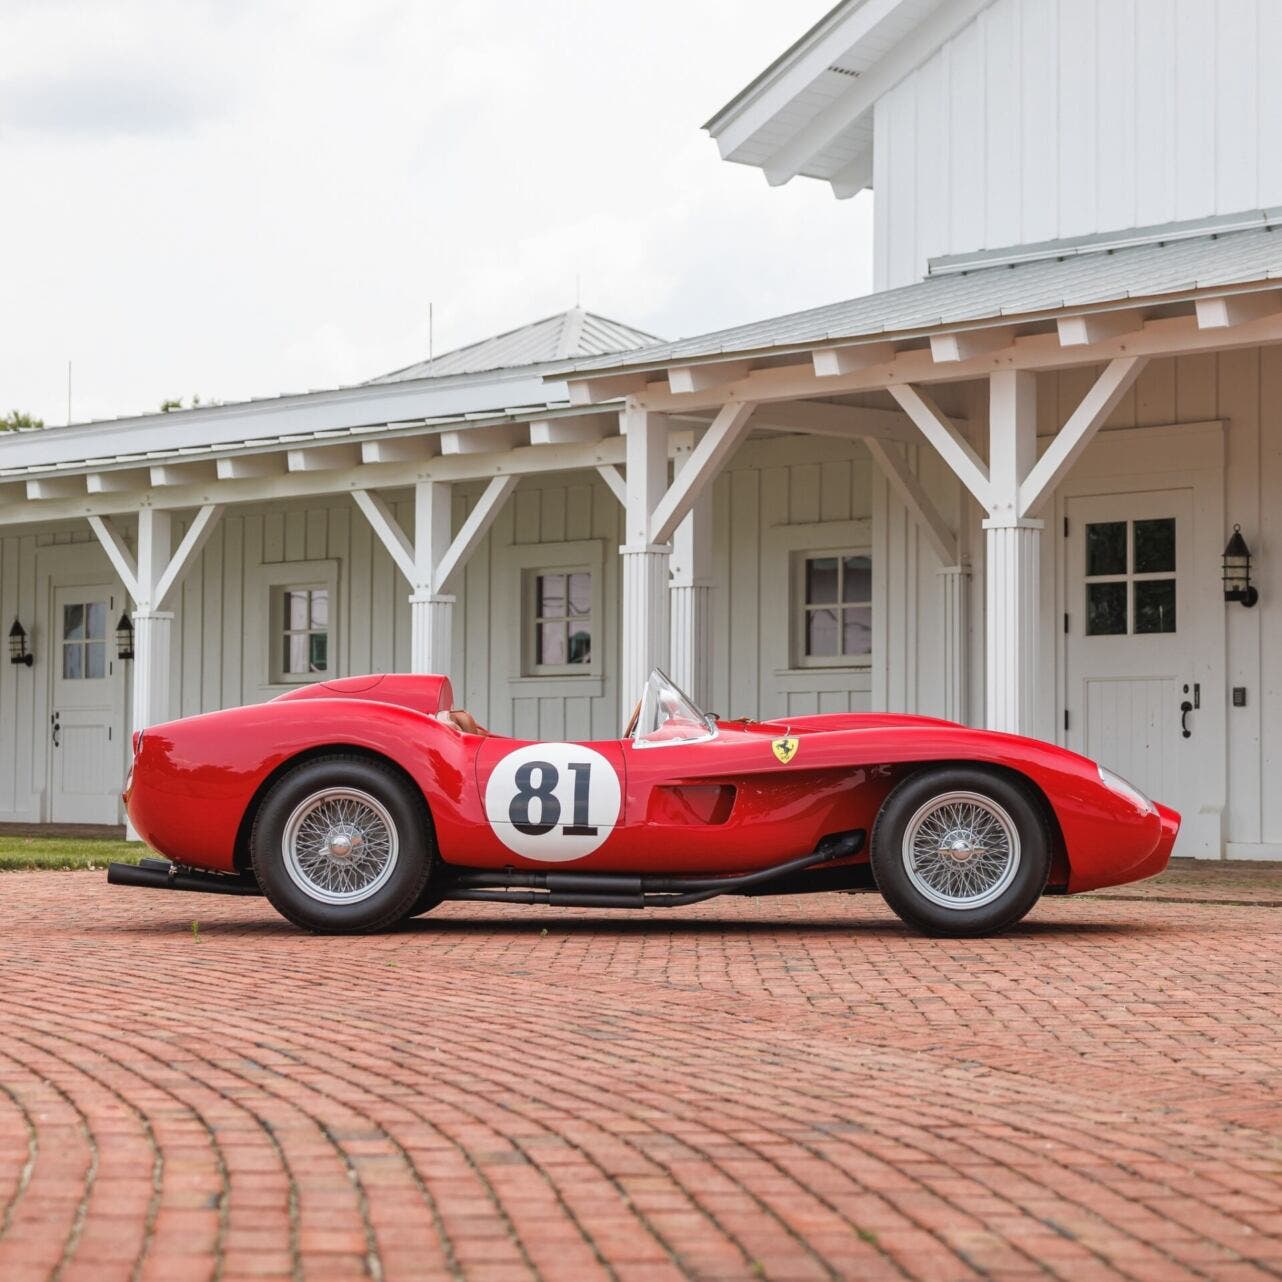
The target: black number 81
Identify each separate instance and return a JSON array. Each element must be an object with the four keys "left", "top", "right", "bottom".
[{"left": 508, "top": 761, "right": 597, "bottom": 837}]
